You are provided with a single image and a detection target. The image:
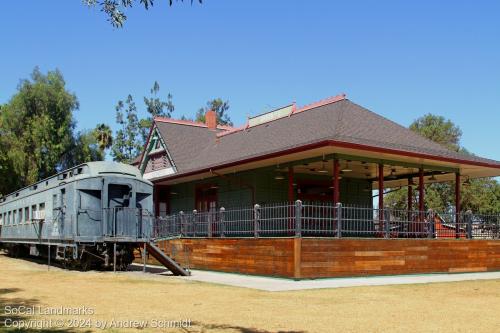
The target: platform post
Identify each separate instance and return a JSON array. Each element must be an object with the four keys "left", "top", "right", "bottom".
[
  {"left": 220, "top": 207, "right": 225, "bottom": 238},
  {"left": 254, "top": 204, "right": 260, "bottom": 238},
  {"left": 295, "top": 200, "right": 302, "bottom": 237},
  {"left": 466, "top": 210, "right": 473, "bottom": 239},
  {"left": 384, "top": 207, "right": 390, "bottom": 239},
  {"left": 336, "top": 203, "right": 342, "bottom": 238},
  {"left": 427, "top": 209, "right": 435, "bottom": 239}
]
